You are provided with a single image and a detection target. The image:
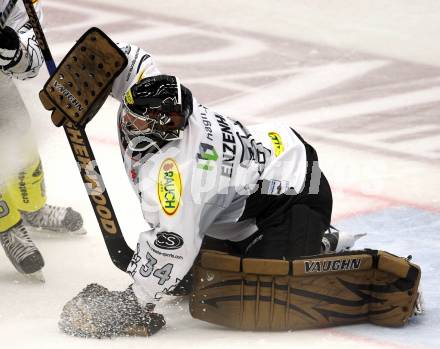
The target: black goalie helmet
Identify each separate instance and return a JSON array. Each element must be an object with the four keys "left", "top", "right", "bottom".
[{"left": 121, "top": 74, "right": 193, "bottom": 152}]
